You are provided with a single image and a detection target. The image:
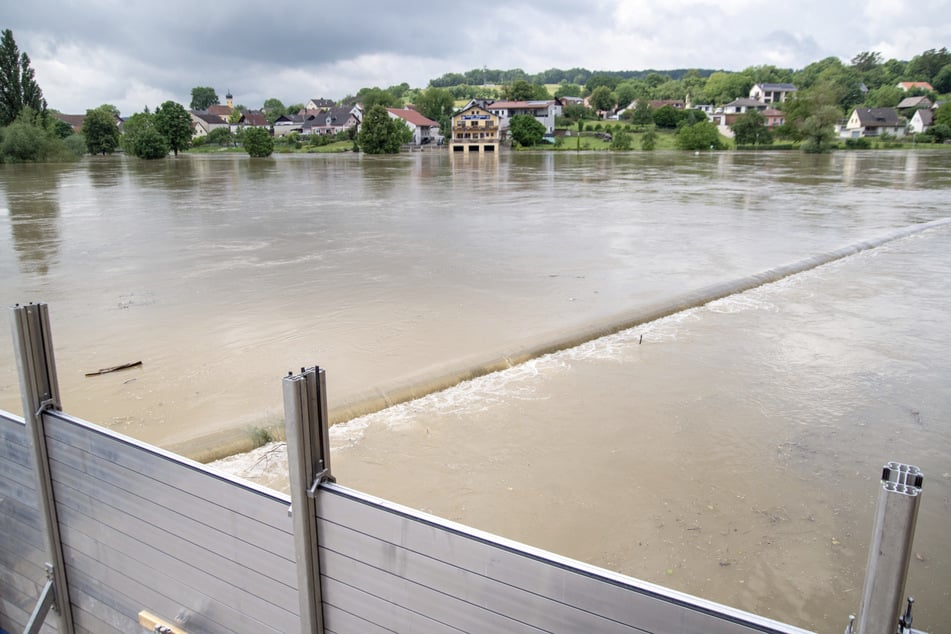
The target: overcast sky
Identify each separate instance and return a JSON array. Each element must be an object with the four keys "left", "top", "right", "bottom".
[{"left": 4, "top": 0, "right": 949, "bottom": 115}]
